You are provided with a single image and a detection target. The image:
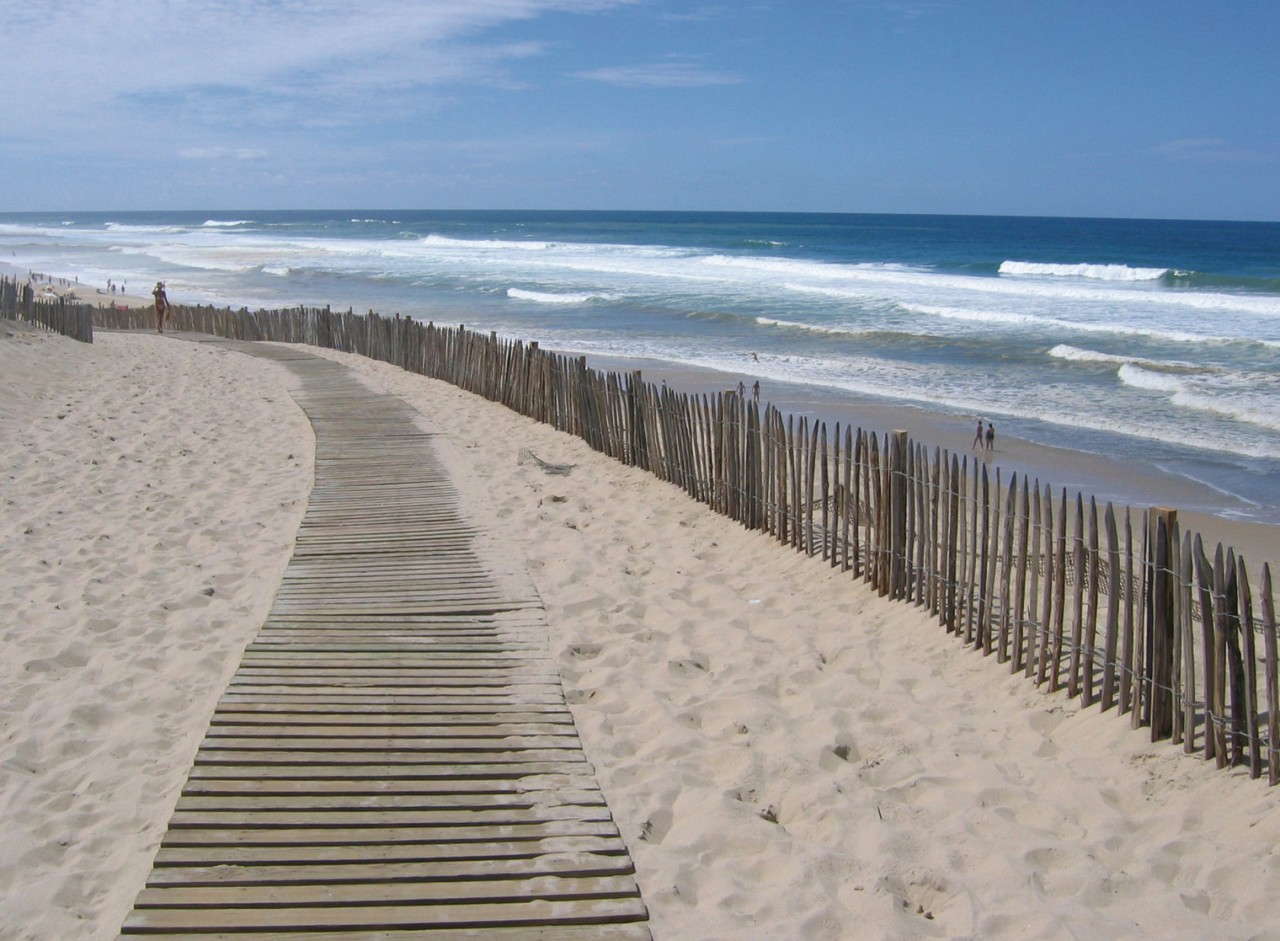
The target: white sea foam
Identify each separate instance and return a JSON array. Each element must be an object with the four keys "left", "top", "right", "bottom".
[
  {"left": 202, "top": 220, "right": 254, "bottom": 227},
  {"left": 1118, "top": 364, "right": 1185, "bottom": 393},
  {"left": 910, "top": 303, "right": 1277, "bottom": 346},
  {"left": 103, "top": 222, "right": 187, "bottom": 234},
  {"left": 5, "top": 213, "right": 1278, "bottom": 470},
  {"left": 1048, "top": 344, "right": 1136, "bottom": 364},
  {"left": 1170, "top": 389, "right": 1280, "bottom": 434},
  {"left": 909, "top": 304, "right": 1044, "bottom": 327},
  {"left": 999, "top": 260, "right": 1168, "bottom": 281},
  {"left": 755, "top": 316, "right": 857, "bottom": 336},
  {"left": 704, "top": 254, "right": 919, "bottom": 282},
  {"left": 507, "top": 287, "right": 613, "bottom": 304},
  {"left": 1116, "top": 365, "right": 1280, "bottom": 434},
  {"left": 424, "top": 234, "right": 560, "bottom": 252},
  {"left": 1047, "top": 345, "right": 1207, "bottom": 373}
]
